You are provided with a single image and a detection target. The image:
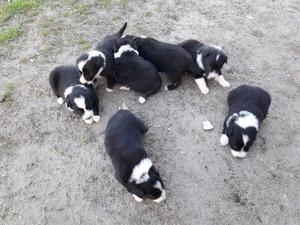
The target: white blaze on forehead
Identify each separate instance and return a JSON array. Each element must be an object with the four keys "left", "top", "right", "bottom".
[
  {"left": 153, "top": 181, "right": 166, "bottom": 203},
  {"left": 78, "top": 61, "right": 85, "bottom": 72},
  {"left": 114, "top": 44, "right": 139, "bottom": 59},
  {"left": 242, "top": 134, "right": 249, "bottom": 146},
  {"left": 74, "top": 95, "right": 86, "bottom": 110},
  {"left": 231, "top": 149, "right": 247, "bottom": 158},
  {"left": 196, "top": 53, "right": 205, "bottom": 70},
  {"left": 129, "top": 158, "right": 153, "bottom": 184},
  {"left": 64, "top": 84, "right": 87, "bottom": 98},
  {"left": 235, "top": 111, "right": 259, "bottom": 130}
]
